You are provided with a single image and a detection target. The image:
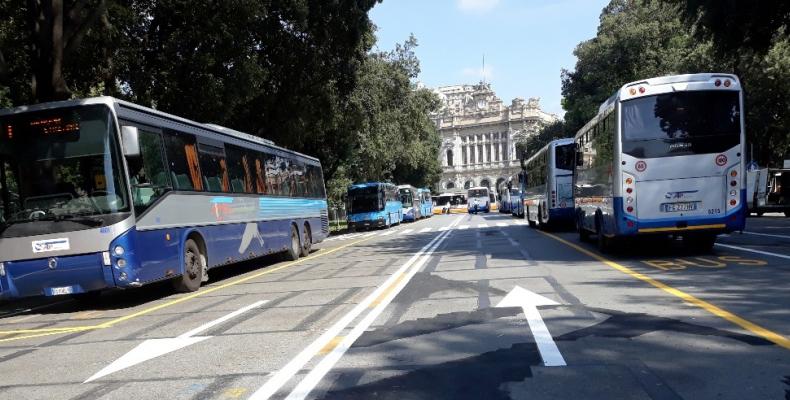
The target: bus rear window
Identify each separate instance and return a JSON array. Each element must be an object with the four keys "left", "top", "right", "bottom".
[{"left": 555, "top": 144, "right": 575, "bottom": 171}]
